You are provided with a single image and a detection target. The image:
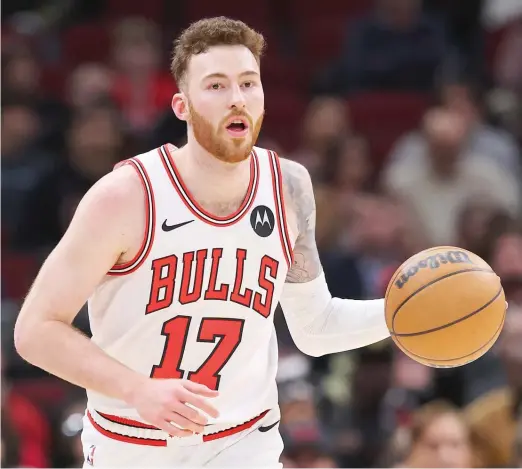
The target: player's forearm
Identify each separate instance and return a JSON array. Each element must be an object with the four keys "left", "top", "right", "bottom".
[
  {"left": 280, "top": 273, "right": 390, "bottom": 356},
  {"left": 14, "top": 319, "right": 146, "bottom": 402}
]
